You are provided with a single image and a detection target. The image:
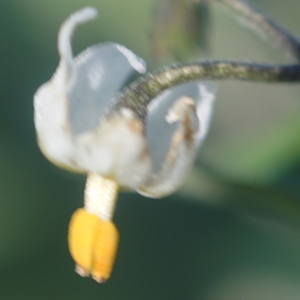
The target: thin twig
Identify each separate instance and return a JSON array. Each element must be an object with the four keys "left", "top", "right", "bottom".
[
  {"left": 215, "top": 0, "right": 300, "bottom": 61},
  {"left": 112, "top": 0, "right": 300, "bottom": 117}
]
